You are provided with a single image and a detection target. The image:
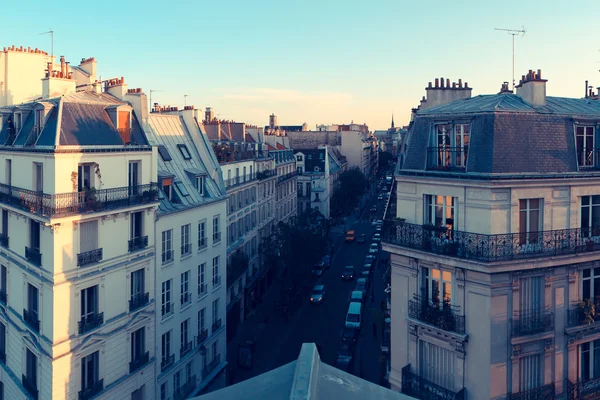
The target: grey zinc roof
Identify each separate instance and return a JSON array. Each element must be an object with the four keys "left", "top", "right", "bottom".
[
  {"left": 146, "top": 114, "right": 225, "bottom": 215},
  {"left": 194, "top": 343, "right": 413, "bottom": 400}
]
